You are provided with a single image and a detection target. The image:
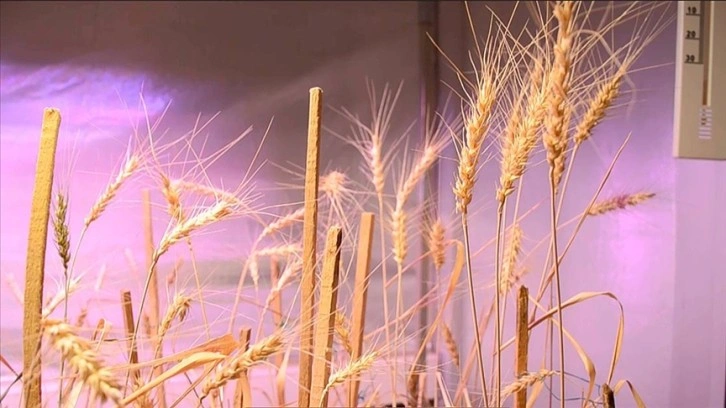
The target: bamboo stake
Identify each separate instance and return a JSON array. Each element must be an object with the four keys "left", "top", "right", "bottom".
[
  {"left": 234, "top": 328, "right": 253, "bottom": 408},
  {"left": 310, "top": 226, "right": 343, "bottom": 408},
  {"left": 298, "top": 87, "right": 323, "bottom": 408},
  {"left": 347, "top": 212, "right": 375, "bottom": 408},
  {"left": 515, "top": 286, "right": 529, "bottom": 408},
  {"left": 22, "top": 108, "right": 61, "bottom": 407},
  {"left": 121, "top": 290, "right": 140, "bottom": 381},
  {"left": 142, "top": 189, "right": 167, "bottom": 408}
]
